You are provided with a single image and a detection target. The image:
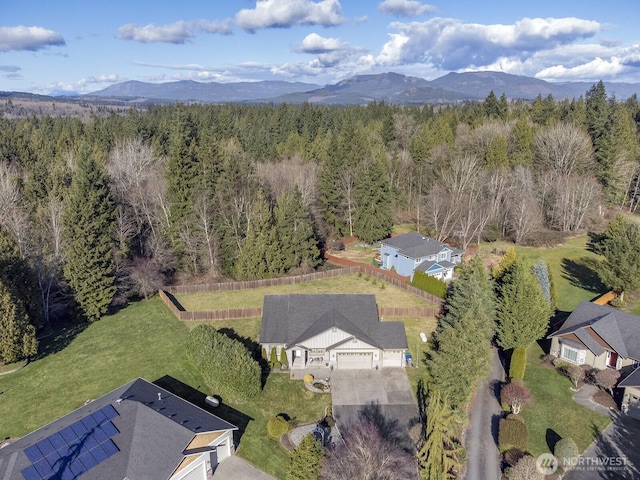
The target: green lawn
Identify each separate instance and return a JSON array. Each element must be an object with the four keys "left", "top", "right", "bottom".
[
  {"left": 521, "top": 343, "right": 611, "bottom": 457},
  {"left": 175, "top": 273, "right": 436, "bottom": 311},
  {"left": 479, "top": 235, "right": 607, "bottom": 312}
]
